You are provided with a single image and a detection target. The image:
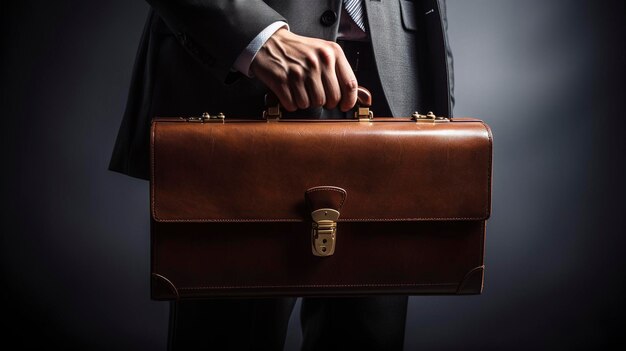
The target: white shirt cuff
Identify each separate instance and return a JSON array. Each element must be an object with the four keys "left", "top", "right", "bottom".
[{"left": 233, "top": 21, "right": 289, "bottom": 78}]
